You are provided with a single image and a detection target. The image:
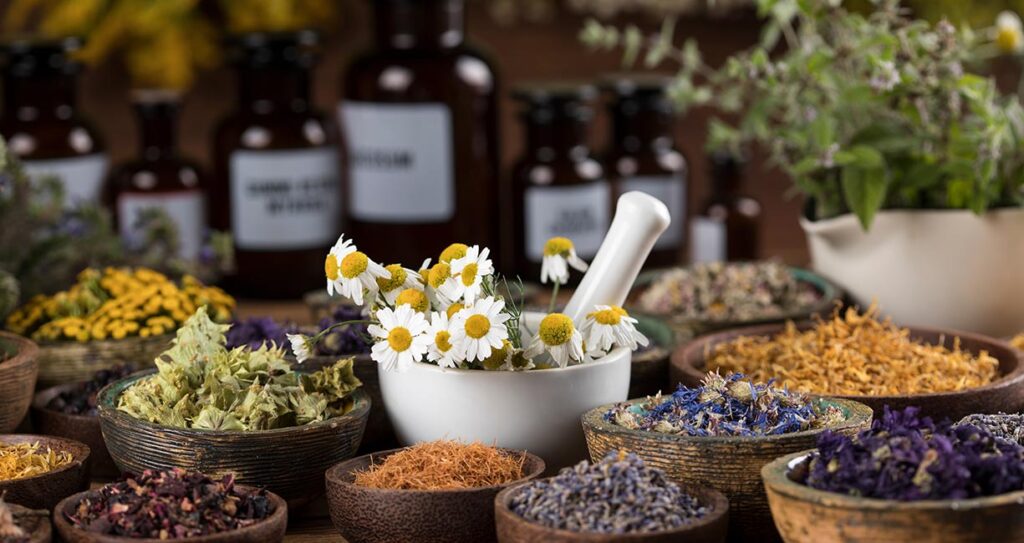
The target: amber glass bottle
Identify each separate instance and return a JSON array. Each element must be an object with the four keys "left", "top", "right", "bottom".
[
  {"left": 510, "top": 83, "right": 609, "bottom": 280},
  {"left": 0, "top": 38, "right": 107, "bottom": 206},
  {"left": 691, "top": 150, "right": 761, "bottom": 262},
  {"left": 340, "top": 0, "right": 499, "bottom": 264},
  {"left": 211, "top": 32, "right": 341, "bottom": 299},
  {"left": 603, "top": 75, "right": 687, "bottom": 268}
]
